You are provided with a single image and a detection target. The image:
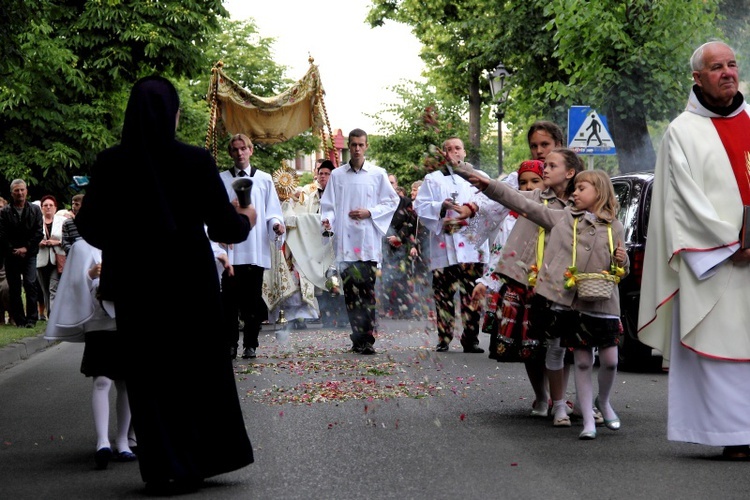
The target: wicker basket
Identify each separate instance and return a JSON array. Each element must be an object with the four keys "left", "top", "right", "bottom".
[{"left": 575, "top": 273, "right": 619, "bottom": 302}]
